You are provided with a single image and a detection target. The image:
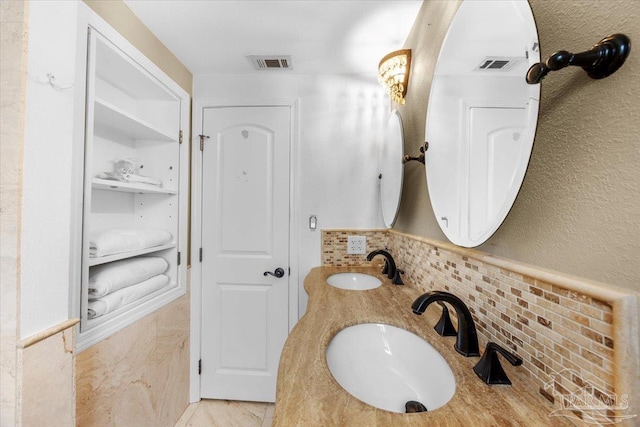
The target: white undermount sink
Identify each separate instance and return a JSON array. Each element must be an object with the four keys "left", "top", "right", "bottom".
[
  {"left": 325, "top": 323, "right": 455, "bottom": 413},
  {"left": 326, "top": 273, "right": 382, "bottom": 290}
]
